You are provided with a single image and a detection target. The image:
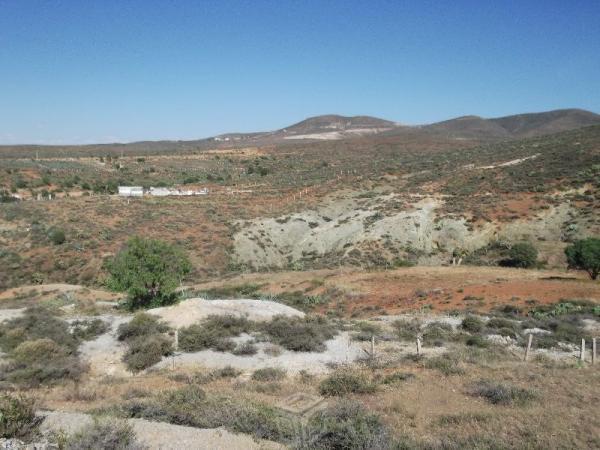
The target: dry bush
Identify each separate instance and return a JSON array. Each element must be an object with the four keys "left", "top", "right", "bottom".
[
  {"left": 117, "top": 313, "right": 173, "bottom": 372},
  {"left": 319, "top": 371, "right": 377, "bottom": 396},
  {"left": 123, "top": 335, "right": 173, "bottom": 373},
  {"left": 65, "top": 418, "right": 146, "bottom": 450},
  {"left": 262, "top": 315, "right": 337, "bottom": 352},
  {"left": 178, "top": 315, "right": 254, "bottom": 353},
  {"left": 0, "top": 338, "right": 85, "bottom": 387},
  {"left": 251, "top": 367, "right": 286, "bottom": 382},
  {"left": 0, "top": 394, "right": 42, "bottom": 440},
  {"left": 296, "top": 400, "right": 390, "bottom": 450},
  {"left": 120, "top": 385, "right": 295, "bottom": 442},
  {"left": 469, "top": 380, "right": 536, "bottom": 406}
]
